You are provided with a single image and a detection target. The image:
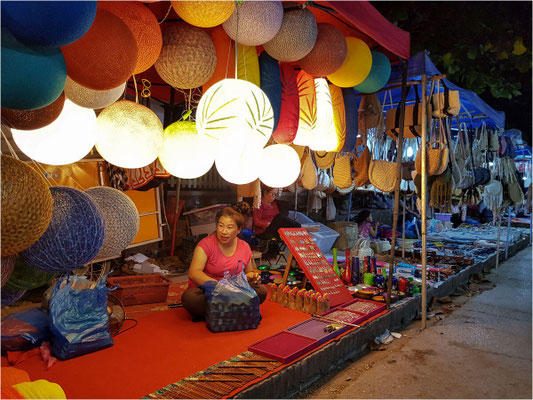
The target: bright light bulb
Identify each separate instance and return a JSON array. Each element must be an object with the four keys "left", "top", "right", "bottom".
[
  {"left": 258, "top": 144, "right": 301, "bottom": 188},
  {"left": 309, "top": 78, "right": 337, "bottom": 152},
  {"left": 12, "top": 99, "right": 96, "bottom": 165},
  {"left": 214, "top": 133, "right": 261, "bottom": 184}
]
